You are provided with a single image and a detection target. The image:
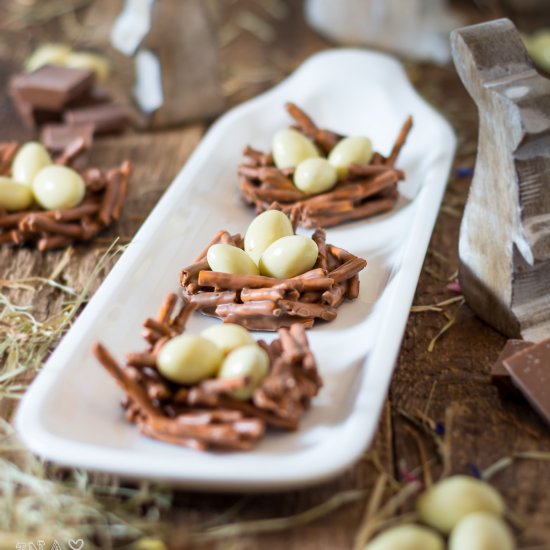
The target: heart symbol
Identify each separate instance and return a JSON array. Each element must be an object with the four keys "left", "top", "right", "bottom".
[{"left": 68, "top": 540, "right": 84, "bottom": 550}]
